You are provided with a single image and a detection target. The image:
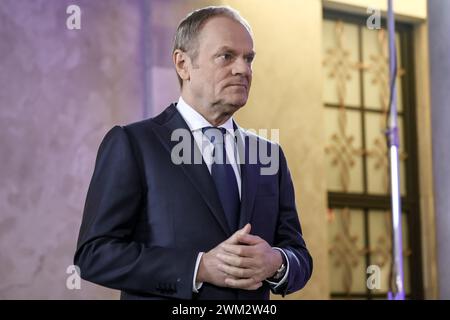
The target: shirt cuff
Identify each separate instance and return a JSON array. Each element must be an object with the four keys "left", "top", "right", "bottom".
[
  {"left": 265, "top": 247, "right": 289, "bottom": 290},
  {"left": 192, "top": 252, "right": 204, "bottom": 293}
]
